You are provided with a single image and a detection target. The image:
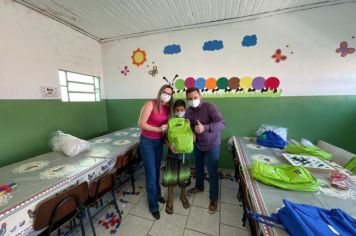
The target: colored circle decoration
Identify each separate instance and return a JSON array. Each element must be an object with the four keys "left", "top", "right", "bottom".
[
  {"left": 195, "top": 77, "right": 206, "bottom": 90},
  {"left": 265, "top": 77, "right": 280, "bottom": 90},
  {"left": 217, "top": 77, "right": 228, "bottom": 90},
  {"left": 184, "top": 77, "right": 195, "bottom": 88},
  {"left": 171, "top": 75, "right": 280, "bottom": 93},
  {"left": 93, "top": 138, "right": 112, "bottom": 144},
  {"left": 113, "top": 140, "right": 132, "bottom": 146},
  {"left": 131, "top": 48, "right": 147, "bottom": 67},
  {"left": 205, "top": 77, "right": 216, "bottom": 90},
  {"left": 12, "top": 161, "right": 50, "bottom": 173},
  {"left": 252, "top": 76, "right": 265, "bottom": 90},
  {"left": 240, "top": 76, "right": 252, "bottom": 89},
  {"left": 175, "top": 79, "right": 185, "bottom": 90},
  {"left": 228, "top": 77, "right": 240, "bottom": 89}
]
